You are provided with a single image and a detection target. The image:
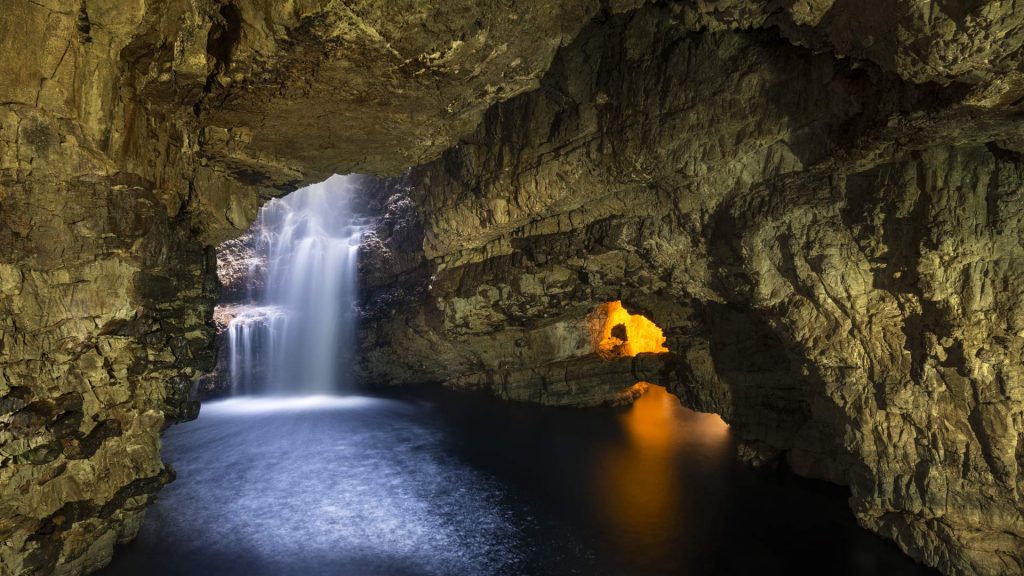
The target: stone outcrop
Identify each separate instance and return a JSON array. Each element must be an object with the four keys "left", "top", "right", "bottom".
[{"left": 1, "top": 1, "right": 1023, "bottom": 575}]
